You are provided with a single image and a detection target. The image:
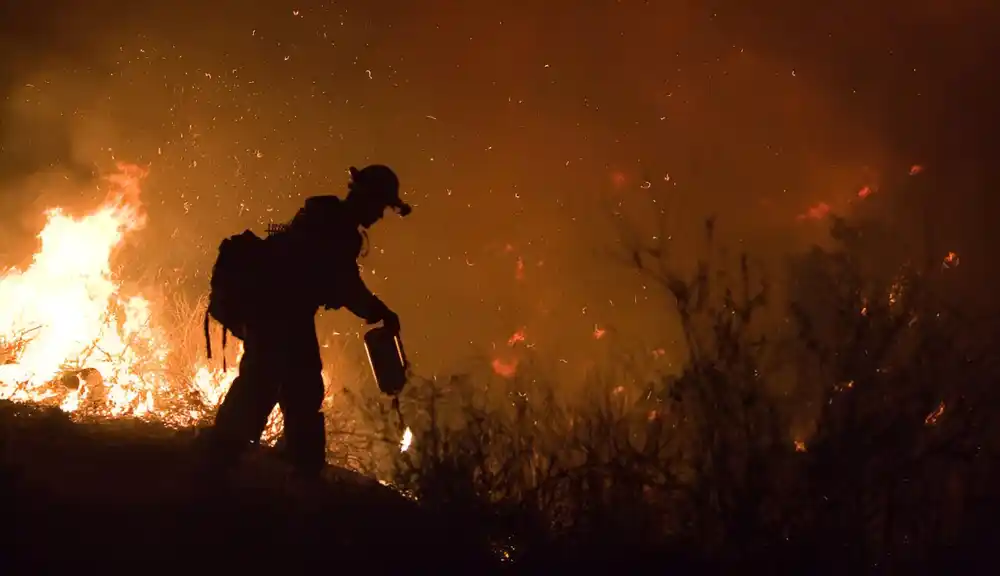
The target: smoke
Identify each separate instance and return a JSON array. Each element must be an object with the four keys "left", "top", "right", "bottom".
[
  {"left": 1, "top": 0, "right": 996, "bottom": 381},
  {"left": 0, "top": 2, "right": 134, "bottom": 263},
  {"left": 1, "top": 3, "right": 97, "bottom": 183},
  {"left": 706, "top": 0, "right": 1000, "bottom": 311}
]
